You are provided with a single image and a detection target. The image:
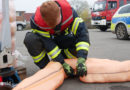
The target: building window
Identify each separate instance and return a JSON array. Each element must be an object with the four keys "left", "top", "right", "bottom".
[{"left": 16, "top": 12, "right": 22, "bottom": 16}]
